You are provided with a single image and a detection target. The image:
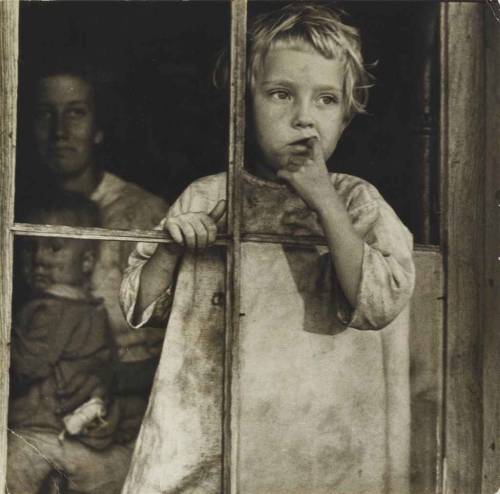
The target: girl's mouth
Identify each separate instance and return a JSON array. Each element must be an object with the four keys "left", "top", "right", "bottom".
[{"left": 288, "top": 137, "right": 316, "bottom": 155}]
